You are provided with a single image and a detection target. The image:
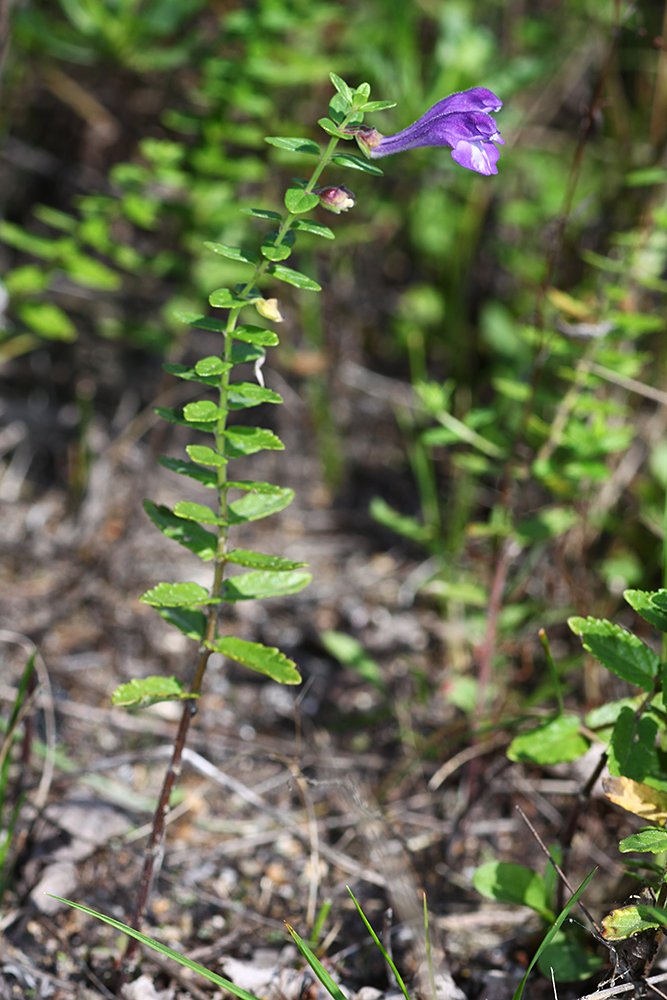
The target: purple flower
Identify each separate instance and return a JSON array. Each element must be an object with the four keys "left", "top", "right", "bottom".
[{"left": 349, "top": 87, "right": 504, "bottom": 176}]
